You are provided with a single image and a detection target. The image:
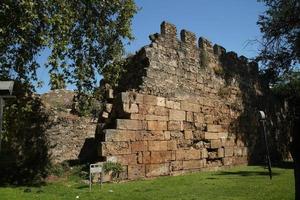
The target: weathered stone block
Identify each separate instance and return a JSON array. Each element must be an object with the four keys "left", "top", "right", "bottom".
[
  {"left": 182, "top": 159, "right": 205, "bottom": 170},
  {"left": 222, "top": 157, "right": 233, "bottom": 166},
  {"left": 204, "top": 132, "right": 219, "bottom": 140},
  {"left": 137, "top": 131, "right": 165, "bottom": 141},
  {"left": 146, "top": 163, "right": 170, "bottom": 177},
  {"left": 210, "top": 139, "right": 223, "bottom": 148},
  {"left": 144, "top": 95, "right": 158, "bottom": 106},
  {"left": 105, "top": 103, "right": 113, "bottom": 113},
  {"left": 150, "top": 151, "right": 172, "bottom": 163},
  {"left": 224, "top": 147, "right": 234, "bottom": 157},
  {"left": 121, "top": 92, "right": 143, "bottom": 104},
  {"left": 166, "top": 100, "right": 180, "bottom": 109},
  {"left": 129, "top": 114, "right": 145, "bottom": 120},
  {"left": 128, "top": 164, "right": 145, "bottom": 180},
  {"left": 176, "top": 149, "right": 201, "bottom": 160},
  {"left": 101, "top": 142, "right": 131, "bottom": 156},
  {"left": 200, "top": 148, "right": 208, "bottom": 158},
  {"left": 207, "top": 124, "right": 223, "bottom": 133},
  {"left": 170, "top": 161, "right": 183, "bottom": 171},
  {"left": 105, "top": 129, "right": 136, "bottom": 142},
  {"left": 145, "top": 115, "right": 168, "bottom": 121},
  {"left": 184, "top": 130, "right": 193, "bottom": 140},
  {"left": 167, "top": 140, "right": 177, "bottom": 150},
  {"left": 169, "top": 109, "right": 186, "bottom": 121},
  {"left": 147, "top": 121, "right": 167, "bottom": 131},
  {"left": 116, "top": 119, "right": 144, "bottom": 130},
  {"left": 193, "top": 113, "right": 204, "bottom": 123},
  {"left": 180, "top": 101, "right": 200, "bottom": 112},
  {"left": 131, "top": 141, "right": 148, "bottom": 152},
  {"left": 157, "top": 97, "right": 166, "bottom": 107},
  {"left": 233, "top": 147, "right": 243, "bottom": 156},
  {"left": 170, "top": 131, "right": 184, "bottom": 139},
  {"left": 107, "top": 154, "right": 137, "bottom": 165},
  {"left": 217, "top": 148, "right": 225, "bottom": 158},
  {"left": 122, "top": 103, "right": 139, "bottom": 114},
  {"left": 143, "top": 151, "right": 151, "bottom": 164},
  {"left": 186, "top": 111, "right": 193, "bottom": 122},
  {"left": 168, "top": 121, "right": 183, "bottom": 131},
  {"left": 148, "top": 141, "right": 168, "bottom": 151}
]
